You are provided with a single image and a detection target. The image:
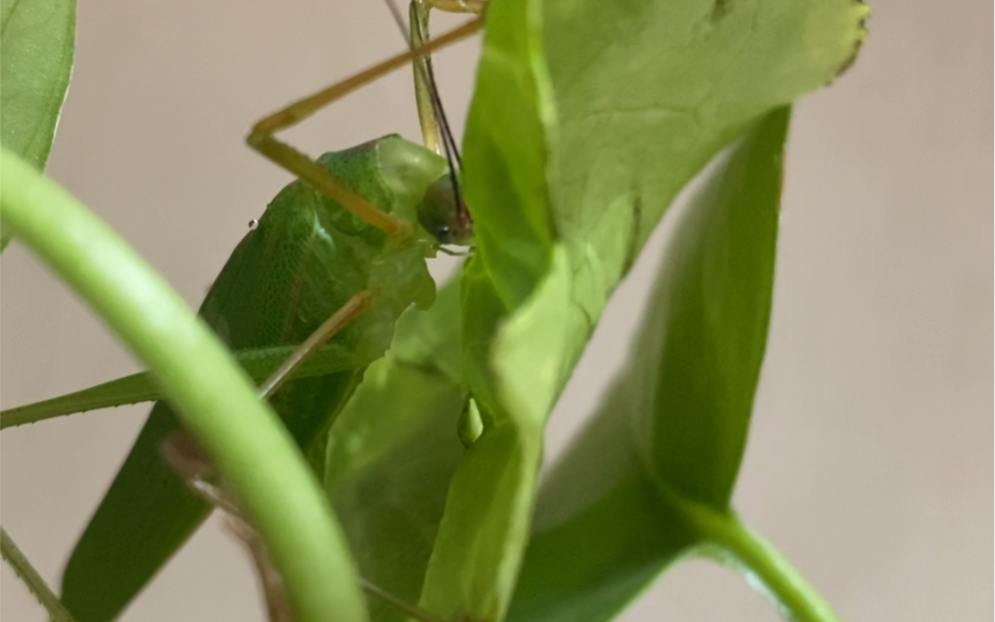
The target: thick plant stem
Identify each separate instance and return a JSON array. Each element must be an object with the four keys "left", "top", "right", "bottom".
[
  {"left": 0, "top": 147, "right": 368, "bottom": 622},
  {"left": 698, "top": 511, "right": 842, "bottom": 622},
  {"left": 1, "top": 527, "right": 77, "bottom": 622}
]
